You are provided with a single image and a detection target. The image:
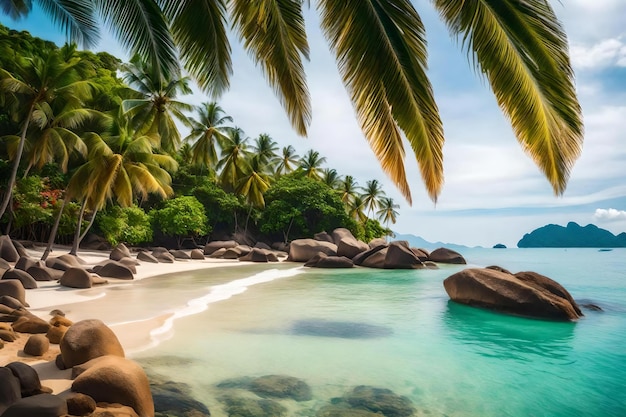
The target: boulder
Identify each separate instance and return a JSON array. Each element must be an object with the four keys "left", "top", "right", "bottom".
[
  {"left": 249, "top": 375, "right": 312, "bottom": 402},
  {"left": 57, "top": 254, "right": 87, "bottom": 266},
  {"left": 423, "top": 261, "right": 439, "bottom": 269},
  {"left": 60, "top": 268, "right": 92, "bottom": 289},
  {"left": 271, "top": 242, "right": 289, "bottom": 252},
  {"left": 71, "top": 355, "right": 154, "bottom": 417},
  {"left": 411, "top": 248, "right": 429, "bottom": 262},
  {"left": 137, "top": 251, "right": 159, "bottom": 263},
  {"left": 306, "top": 254, "right": 354, "bottom": 269},
  {"left": 313, "top": 231, "right": 334, "bottom": 243},
  {"left": 6, "top": 361, "right": 44, "bottom": 396},
  {"left": 0, "top": 295, "right": 26, "bottom": 310},
  {"left": 190, "top": 249, "right": 205, "bottom": 260},
  {"left": 239, "top": 248, "right": 270, "bottom": 263},
  {"left": 27, "top": 265, "right": 62, "bottom": 281},
  {"left": 337, "top": 237, "right": 369, "bottom": 259},
  {"left": 155, "top": 252, "right": 175, "bottom": 263},
  {"left": 15, "top": 256, "right": 41, "bottom": 271},
  {"left": 0, "top": 235, "right": 19, "bottom": 262},
  {"left": 60, "top": 319, "right": 125, "bottom": 368},
  {"left": 514, "top": 271, "right": 583, "bottom": 316},
  {"left": 12, "top": 314, "right": 51, "bottom": 334},
  {"left": 331, "top": 228, "right": 356, "bottom": 245},
  {"left": 204, "top": 240, "right": 238, "bottom": 255},
  {"left": 170, "top": 250, "right": 191, "bottom": 260},
  {"left": 80, "top": 234, "right": 110, "bottom": 251},
  {"left": 0, "top": 258, "right": 10, "bottom": 274},
  {"left": 208, "top": 248, "right": 227, "bottom": 259},
  {"left": 0, "top": 394, "right": 68, "bottom": 417},
  {"left": 428, "top": 247, "right": 466, "bottom": 264},
  {"left": 254, "top": 242, "right": 272, "bottom": 250},
  {"left": 368, "top": 238, "right": 387, "bottom": 249},
  {"left": 45, "top": 254, "right": 85, "bottom": 271},
  {"left": 46, "top": 325, "right": 68, "bottom": 344},
  {"left": 317, "top": 405, "right": 382, "bottom": 417},
  {"left": 288, "top": 239, "right": 338, "bottom": 262},
  {"left": 384, "top": 243, "right": 424, "bottom": 269},
  {"left": 118, "top": 257, "right": 140, "bottom": 268},
  {"left": 443, "top": 268, "right": 582, "bottom": 320},
  {"left": 220, "top": 395, "right": 285, "bottom": 417},
  {"left": 12, "top": 240, "right": 28, "bottom": 257},
  {"left": 65, "top": 393, "right": 97, "bottom": 416},
  {"left": 150, "top": 247, "right": 170, "bottom": 257},
  {"left": 361, "top": 248, "right": 388, "bottom": 269},
  {"left": 151, "top": 379, "right": 211, "bottom": 417},
  {"left": 110, "top": 243, "right": 132, "bottom": 261},
  {"left": 223, "top": 247, "right": 244, "bottom": 259},
  {"left": 0, "top": 324, "right": 17, "bottom": 342},
  {"left": 97, "top": 261, "right": 134, "bottom": 280},
  {"left": 344, "top": 386, "right": 416, "bottom": 417},
  {"left": 0, "top": 367, "right": 21, "bottom": 415},
  {"left": 23, "top": 334, "right": 50, "bottom": 356},
  {"left": 50, "top": 315, "right": 73, "bottom": 327},
  {"left": 0, "top": 280, "right": 28, "bottom": 307},
  {"left": 352, "top": 245, "right": 386, "bottom": 266},
  {"left": 2, "top": 268, "right": 38, "bottom": 289}
]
